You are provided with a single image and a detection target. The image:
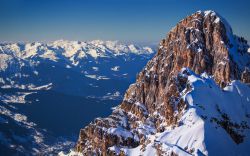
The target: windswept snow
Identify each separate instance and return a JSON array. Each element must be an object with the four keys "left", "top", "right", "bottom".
[
  {"left": 85, "top": 74, "right": 110, "bottom": 80},
  {"left": 101, "top": 68, "right": 250, "bottom": 156},
  {"left": 0, "top": 92, "right": 34, "bottom": 104},
  {"left": 107, "top": 127, "right": 133, "bottom": 139},
  {"left": 0, "top": 54, "right": 13, "bottom": 71},
  {"left": 111, "top": 66, "right": 120, "bottom": 71},
  {"left": 127, "top": 68, "right": 250, "bottom": 156},
  {"left": 92, "top": 67, "right": 99, "bottom": 71}
]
